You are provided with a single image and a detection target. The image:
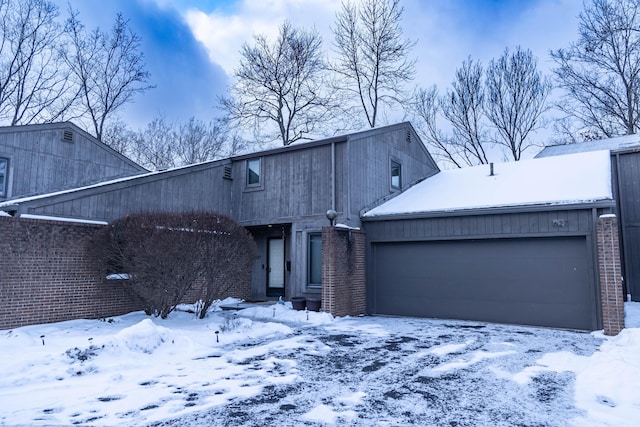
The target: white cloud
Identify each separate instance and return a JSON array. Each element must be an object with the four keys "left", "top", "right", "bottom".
[{"left": 185, "top": 0, "right": 340, "bottom": 75}]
